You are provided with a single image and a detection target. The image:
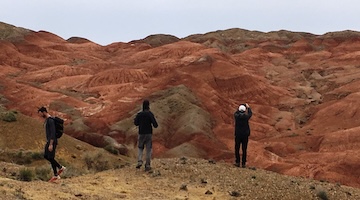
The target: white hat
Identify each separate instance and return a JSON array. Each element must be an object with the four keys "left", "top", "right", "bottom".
[{"left": 239, "top": 105, "right": 246, "bottom": 112}]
